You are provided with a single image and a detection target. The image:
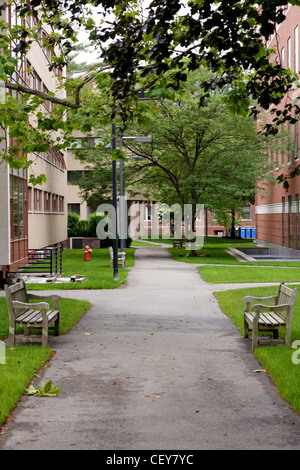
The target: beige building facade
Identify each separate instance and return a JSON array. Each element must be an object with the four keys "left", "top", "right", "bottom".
[{"left": 0, "top": 1, "right": 68, "bottom": 277}]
